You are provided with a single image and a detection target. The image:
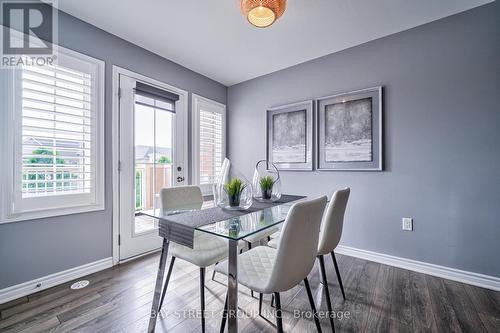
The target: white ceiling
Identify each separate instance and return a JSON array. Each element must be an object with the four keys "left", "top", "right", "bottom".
[{"left": 58, "top": 0, "right": 492, "bottom": 86}]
